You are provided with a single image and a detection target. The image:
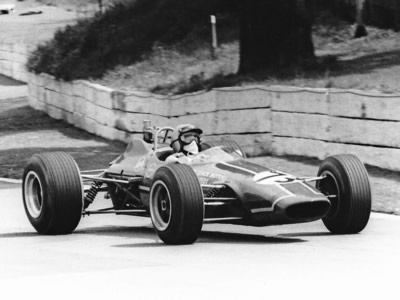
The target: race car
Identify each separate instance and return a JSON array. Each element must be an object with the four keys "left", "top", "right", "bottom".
[{"left": 22, "top": 122, "right": 372, "bottom": 245}]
